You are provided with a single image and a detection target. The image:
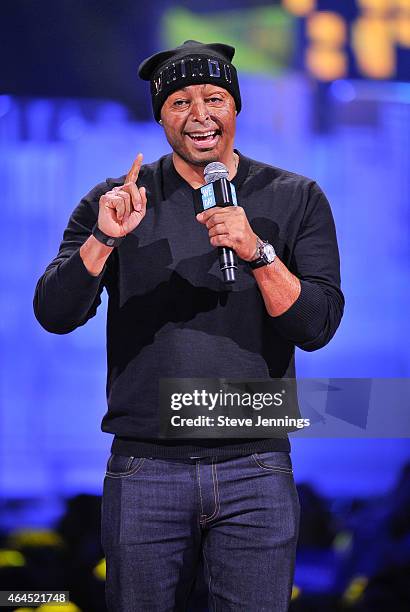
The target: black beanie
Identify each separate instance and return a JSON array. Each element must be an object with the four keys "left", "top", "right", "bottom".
[{"left": 138, "top": 40, "right": 242, "bottom": 122}]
